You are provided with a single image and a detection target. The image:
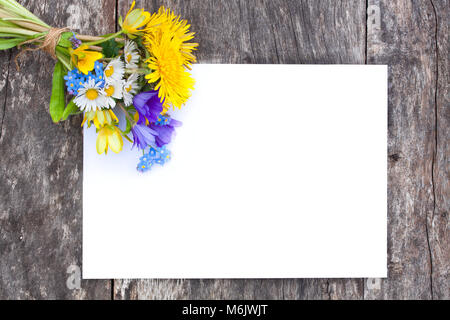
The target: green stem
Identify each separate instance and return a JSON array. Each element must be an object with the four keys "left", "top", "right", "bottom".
[
  {"left": 8, "top": 32, "right": 47, "bottom": 47},
  {"left": 0, "top": 32, "right": 25, "bottom": 38},
  {"left": 118, "top": 102, "right": 135, "bottom": 124},
  {"left": 55, "top": 45, "right": 69, "bottom": 57},
  {"left": 1, "top": 17, "right": 43, "bottom": 25},
  {"left": 82, "top": 30, "right": 123, "bottom": 46},
  {"left": 27, "top": 31, "right": 46, "bottom": 39},
  {"left": 121, "top": 132, "right": 133, "bottom": 143},
  {"left": 125, "top": 68, "right": 147, "bottom": 74},
  {"left": 0, "top": 26, "right": 37, "bottom": 36},
  {"left": 0, "top": 0, "right": 50, "bottom": 28}
]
